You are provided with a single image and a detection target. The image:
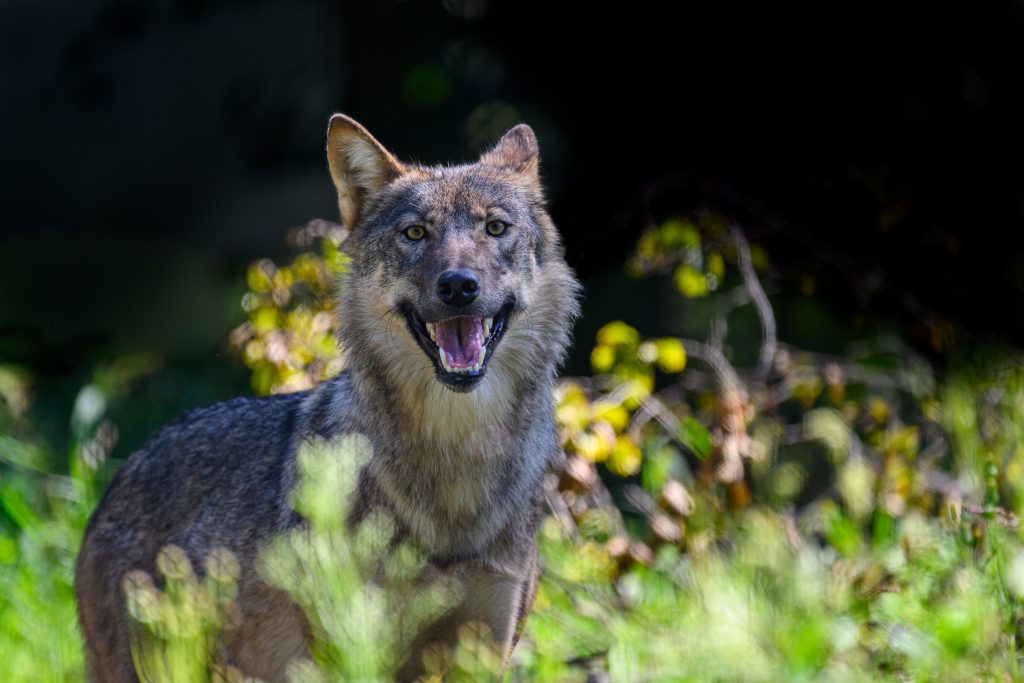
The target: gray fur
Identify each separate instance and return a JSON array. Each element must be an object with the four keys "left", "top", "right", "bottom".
[{"left": 75, "top": 114, "right": 582, "bottom": 682}]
